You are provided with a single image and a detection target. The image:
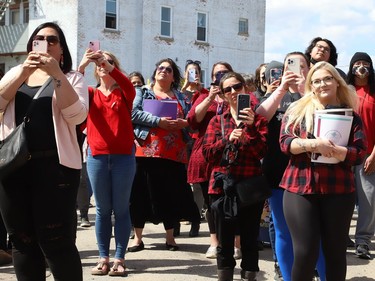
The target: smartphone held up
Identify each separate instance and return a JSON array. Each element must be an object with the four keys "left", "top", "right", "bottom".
[
  {"left": 188, "top": 68, "right": 196, "bottom": 82},
  {"left": 88, "top": 40, "right": 100, "bottom": 52},
  {"left": 287, "top": 57, "right": 301, "bottom": 74},
  {"left": 236, "top": 93, "right": 250, "bottom": 120},
  {"left": 32, "top": 40, "right": 48, "bottom": 53}
]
